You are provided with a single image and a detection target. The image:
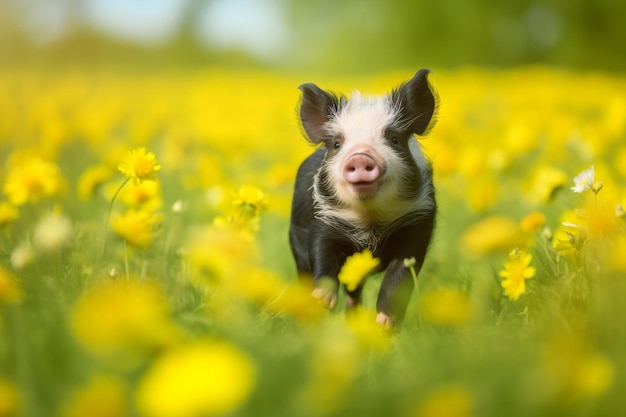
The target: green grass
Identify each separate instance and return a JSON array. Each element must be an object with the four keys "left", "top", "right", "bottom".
[{"left": 1, "top": 67, "right": 625, "bottom": 417}]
